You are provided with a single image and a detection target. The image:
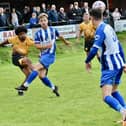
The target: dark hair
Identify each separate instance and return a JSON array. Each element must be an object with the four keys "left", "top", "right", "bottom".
[
  {"left": 15, "top": 26, "right": 27, "bottom": 35},
  {"left": 90, "top": 9, "right": 103, "bottom": 20}
]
